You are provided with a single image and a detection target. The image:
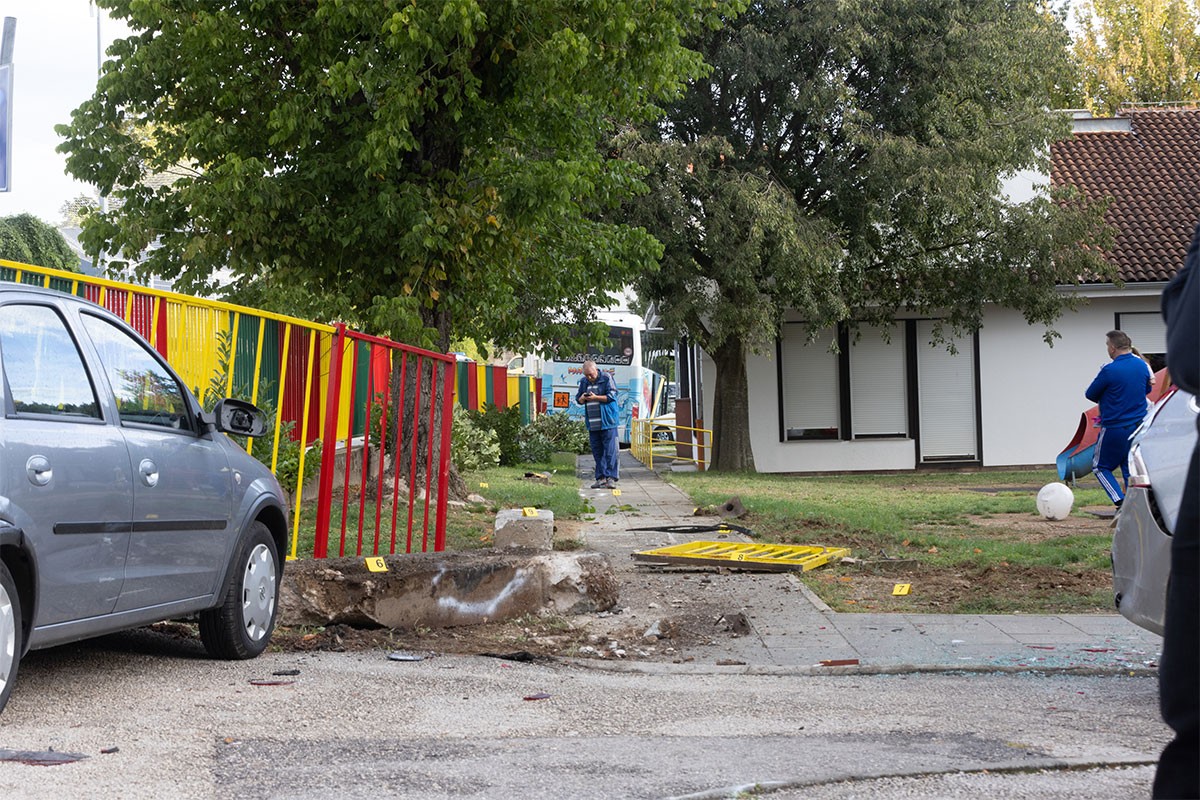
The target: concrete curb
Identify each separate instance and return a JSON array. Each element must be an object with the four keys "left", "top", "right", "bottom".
[
  {"left": 663, "top": 757, "right": 1160, "bottom": 800},
  {"left": 556, "top": 656, "right": 1160, "bottom": 679}
]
